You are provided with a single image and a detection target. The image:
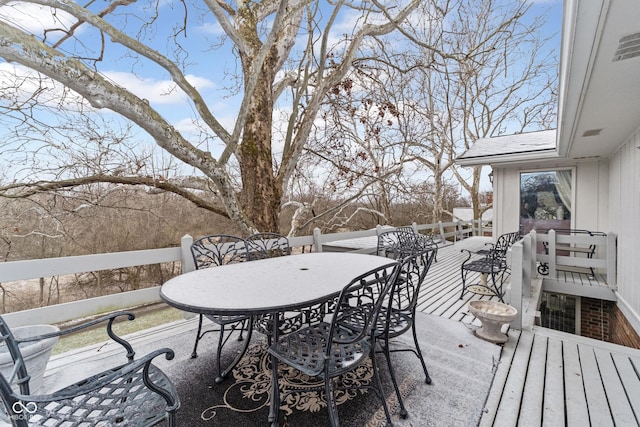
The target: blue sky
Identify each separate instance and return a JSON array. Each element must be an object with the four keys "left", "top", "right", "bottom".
[{"left": 0, "top": 0, "right": 563, "bottom": 190}]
